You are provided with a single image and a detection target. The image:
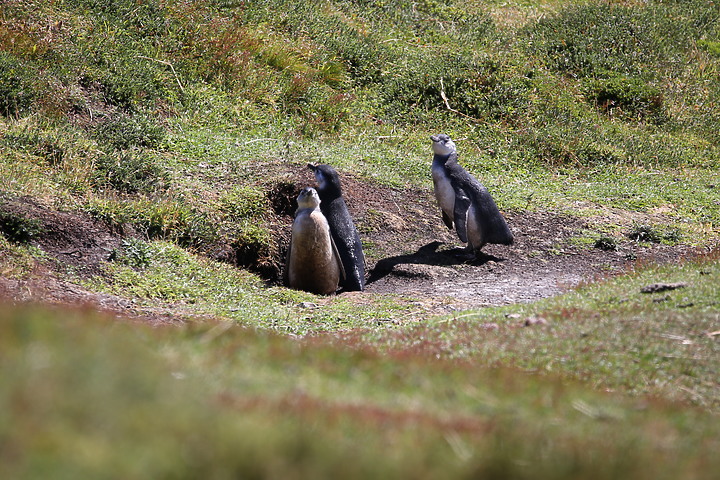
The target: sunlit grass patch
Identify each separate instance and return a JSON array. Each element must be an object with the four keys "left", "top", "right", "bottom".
[
  {"left": 0, "top": 235, "right": 40, "bottom": 277},
  {"left": 87, "top": 240, "right": 414, "bottom": 334},
  {"left": 371, "top": 252, "right": 720, "bottom": 411}
]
